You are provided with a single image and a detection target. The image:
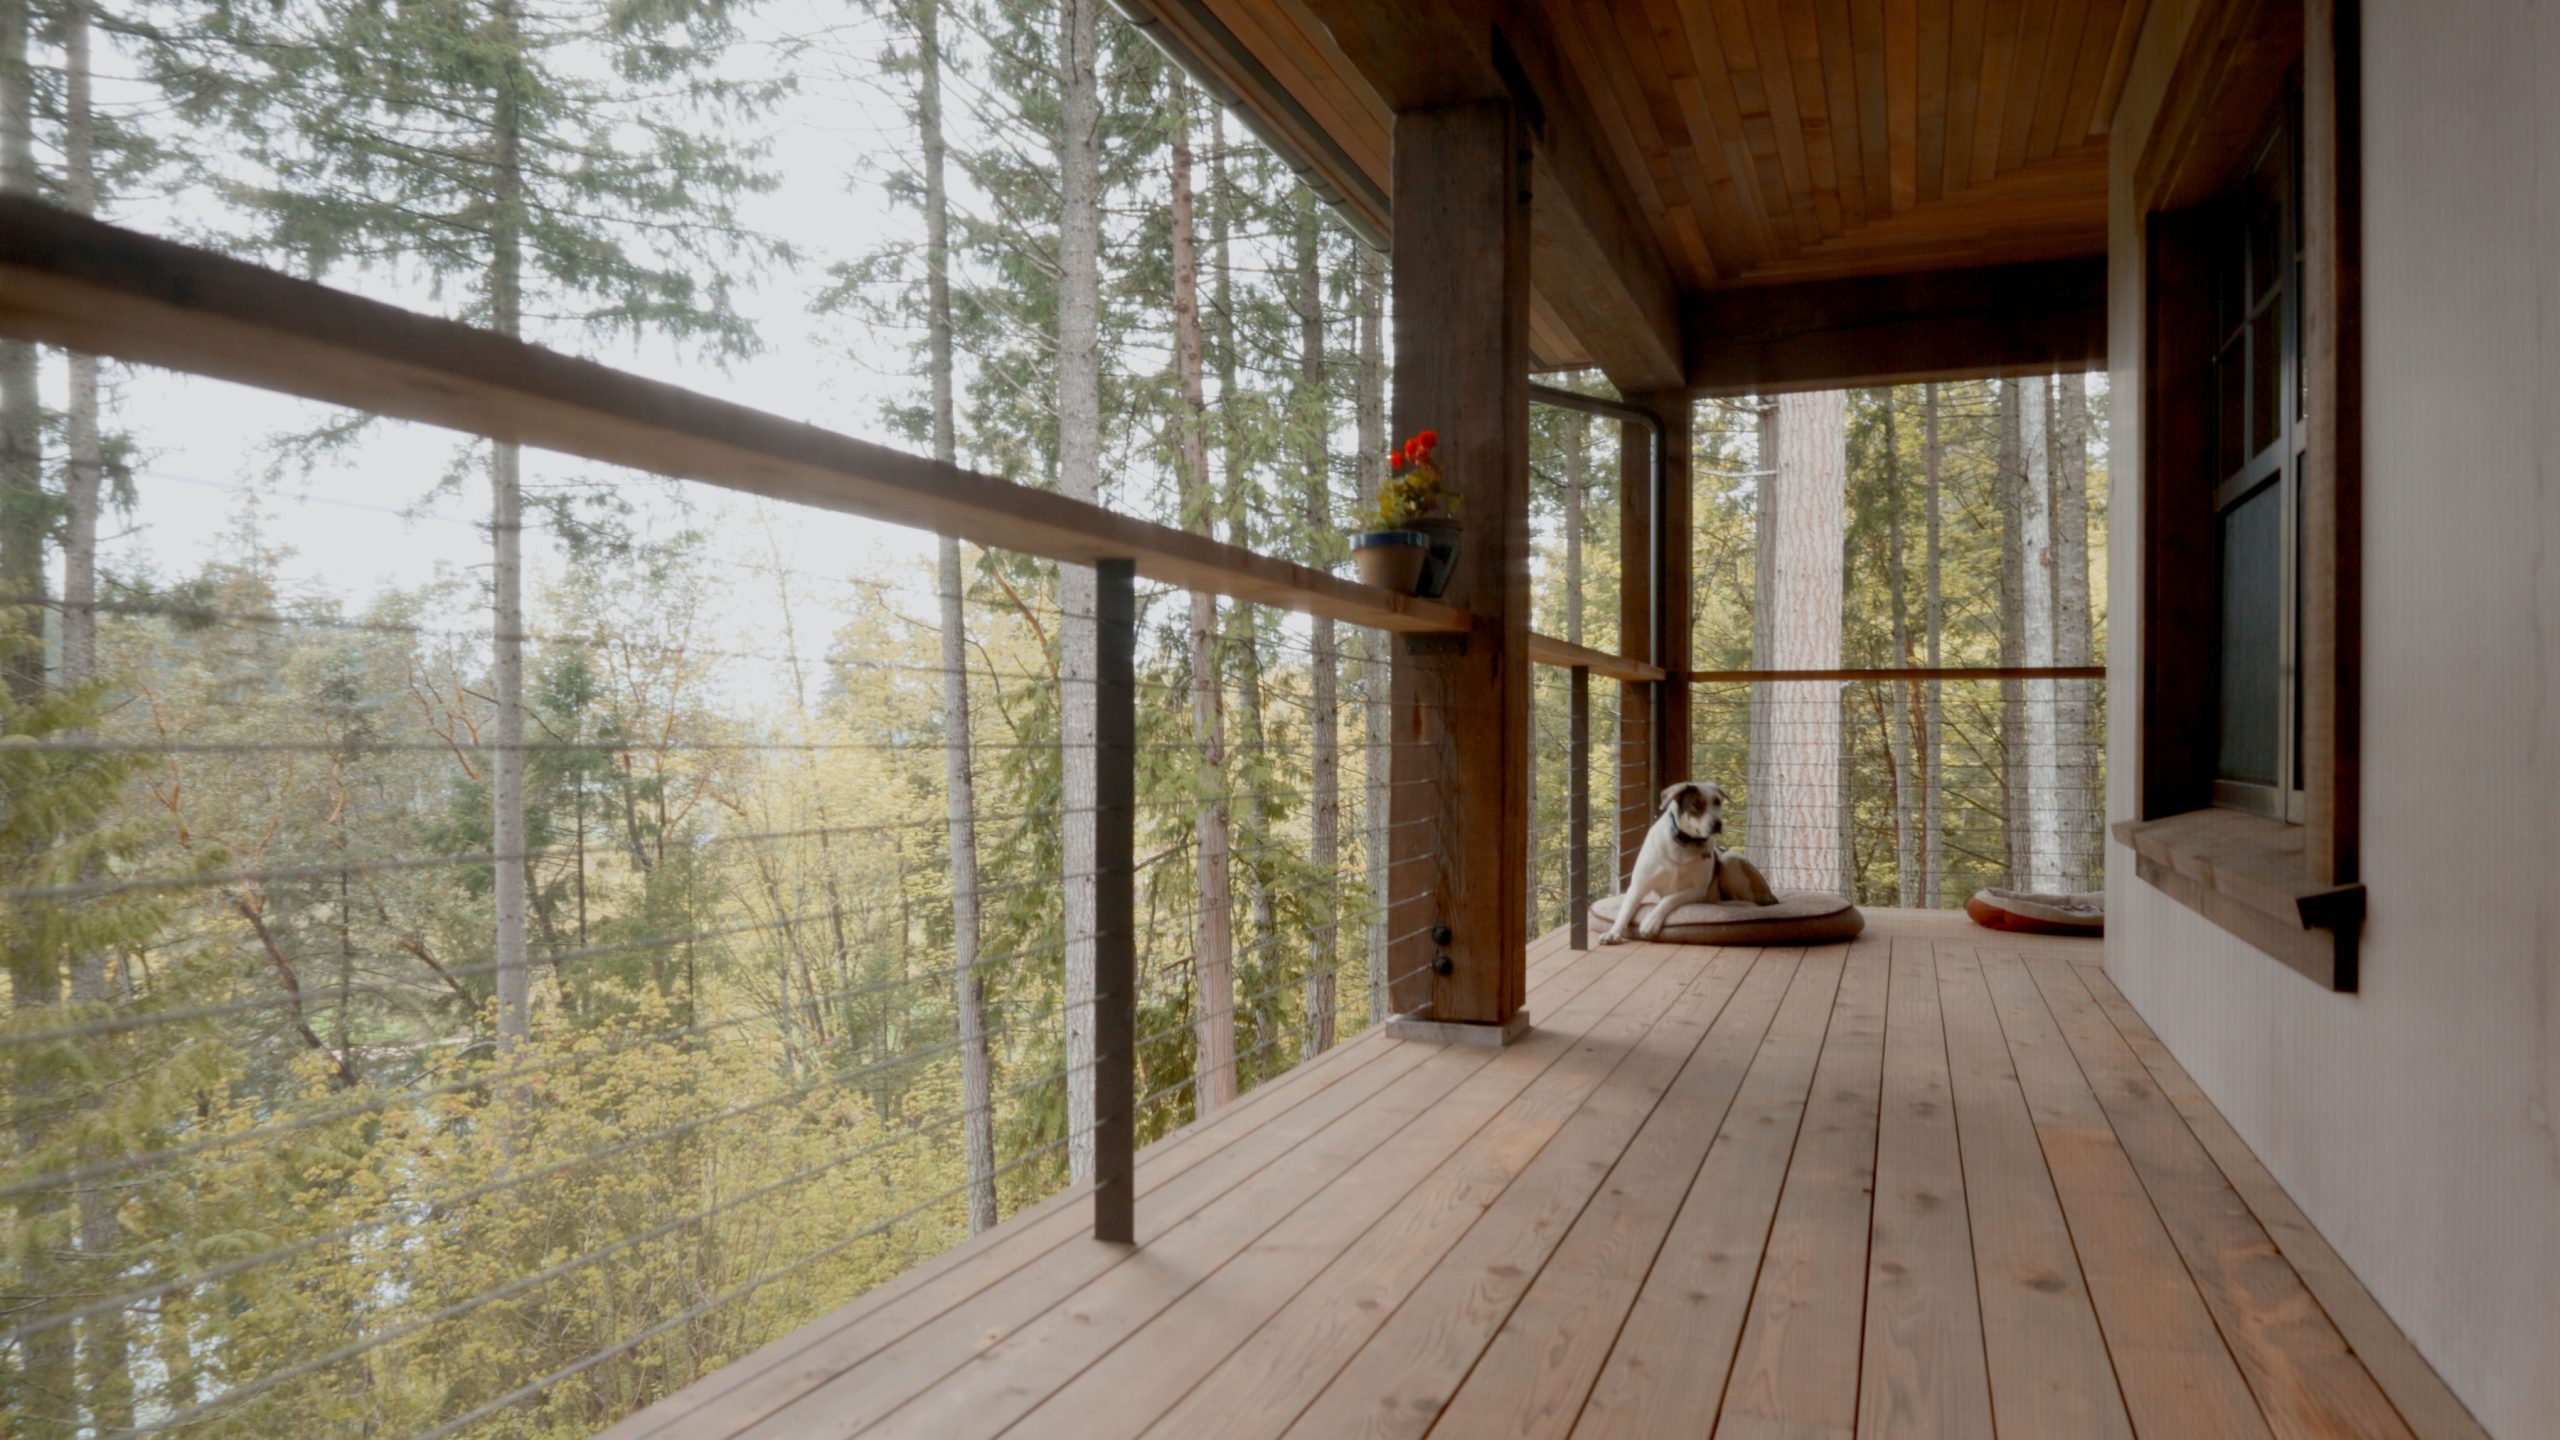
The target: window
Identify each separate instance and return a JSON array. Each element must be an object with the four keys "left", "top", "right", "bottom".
[
  {"left": 2209, "top": 101, "right": 2307, "bottom": 820},
  {"left": 2124, "top": 0, "right": 2362, "bottom": 988}
]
